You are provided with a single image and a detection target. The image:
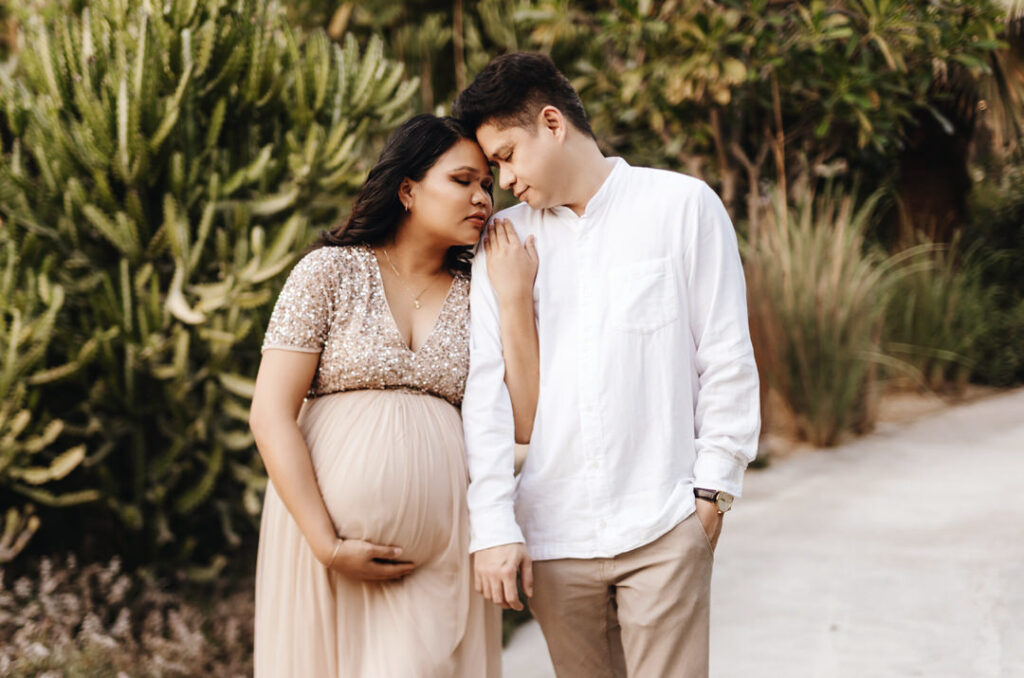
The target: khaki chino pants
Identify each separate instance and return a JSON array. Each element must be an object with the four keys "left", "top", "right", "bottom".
[{"left": 529, "top": 512, "right": 714, "bottom": 678}]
